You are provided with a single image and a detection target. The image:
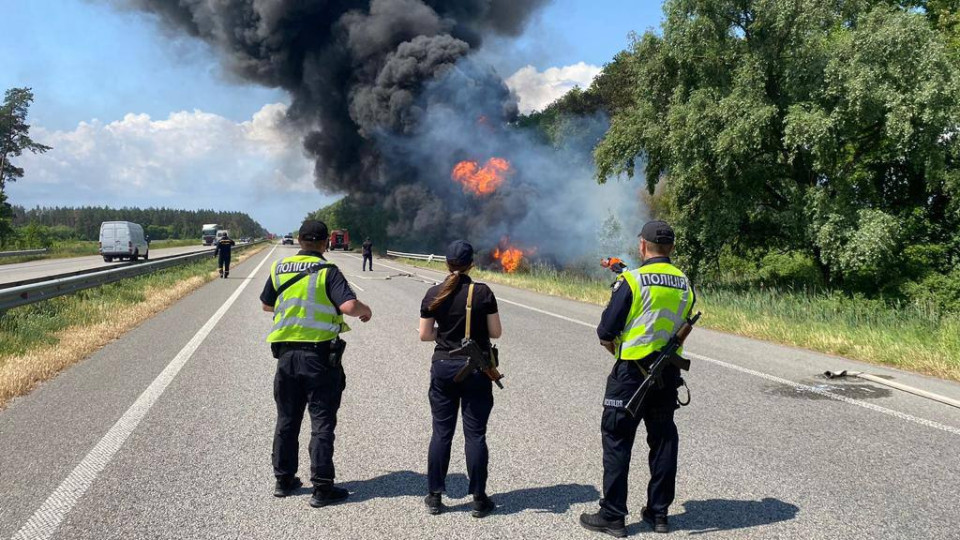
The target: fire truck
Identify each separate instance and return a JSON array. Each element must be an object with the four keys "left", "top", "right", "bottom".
[{"left": 328, "top": 229, "right": 350, "bottom": 251}]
